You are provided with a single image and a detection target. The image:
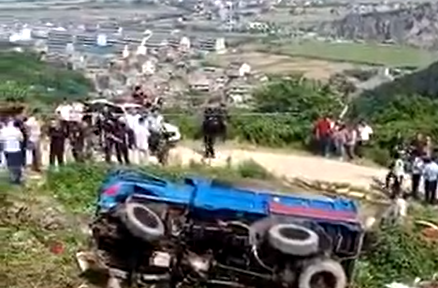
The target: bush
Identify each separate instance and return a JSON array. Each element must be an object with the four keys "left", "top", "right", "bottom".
[
  {"left": 355, "top": 221, "right": 438, "bottom": 288},
  {"left": 236, "top": 159, "right": 272, "bottom": 179}
]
